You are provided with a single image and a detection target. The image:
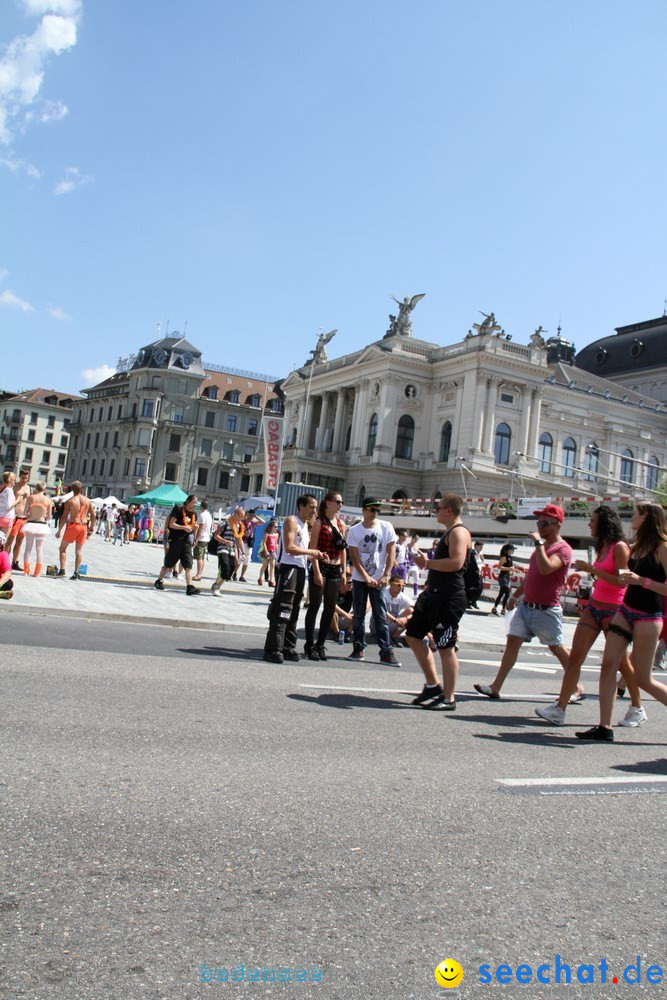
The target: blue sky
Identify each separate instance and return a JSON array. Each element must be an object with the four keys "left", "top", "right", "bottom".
[{"left": 2, "top": 0, "right": 666, "bottom": 395}]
